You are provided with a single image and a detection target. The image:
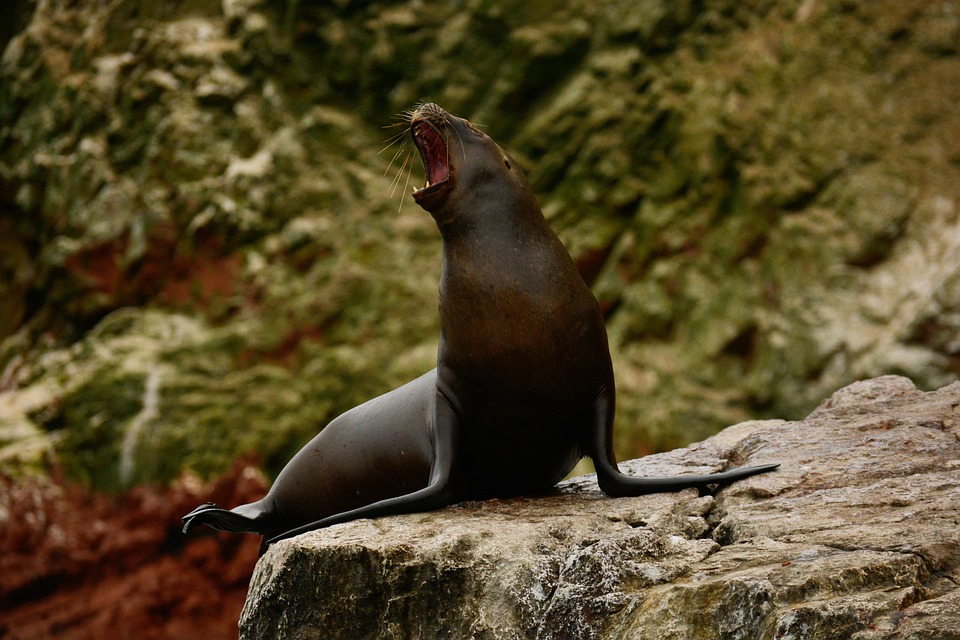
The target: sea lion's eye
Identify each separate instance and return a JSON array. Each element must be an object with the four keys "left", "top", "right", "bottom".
[{"left": 504, "top": 158, "right": 512, "bottom": 170}]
